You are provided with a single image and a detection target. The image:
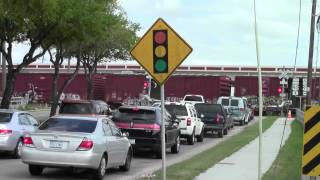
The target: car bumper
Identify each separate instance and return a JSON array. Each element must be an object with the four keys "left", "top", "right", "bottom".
[
  {"left": 21, "top": 147, "right": 101, "bottom": 169},
  {"left": 130, "top": 137, "right": 161, "bottom": 151},
  {"left": 180, "top": 126, "right": 194, "bottom": 136},
  {"left": 204, "top": 124, "right": 223, "bottom": 131},
  {"left": 0, "top": 135, "right": 17, "bottom": 151}
]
